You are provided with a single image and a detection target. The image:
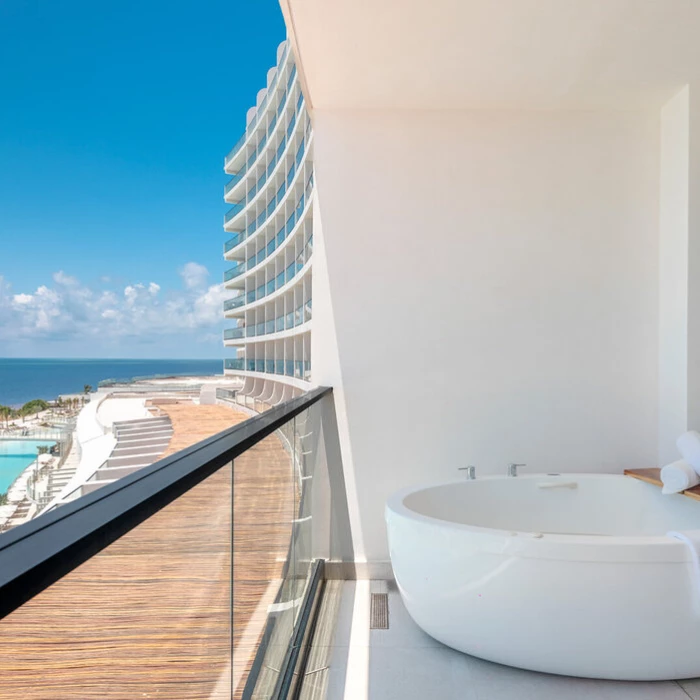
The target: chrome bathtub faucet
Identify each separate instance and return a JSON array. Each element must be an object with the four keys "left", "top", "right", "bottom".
[
  {"left": 458, "top": 466, "right": 476, "bottom": 480},
  {"left": 507, "top": 463, "right": 526, "bottom": 477}
]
